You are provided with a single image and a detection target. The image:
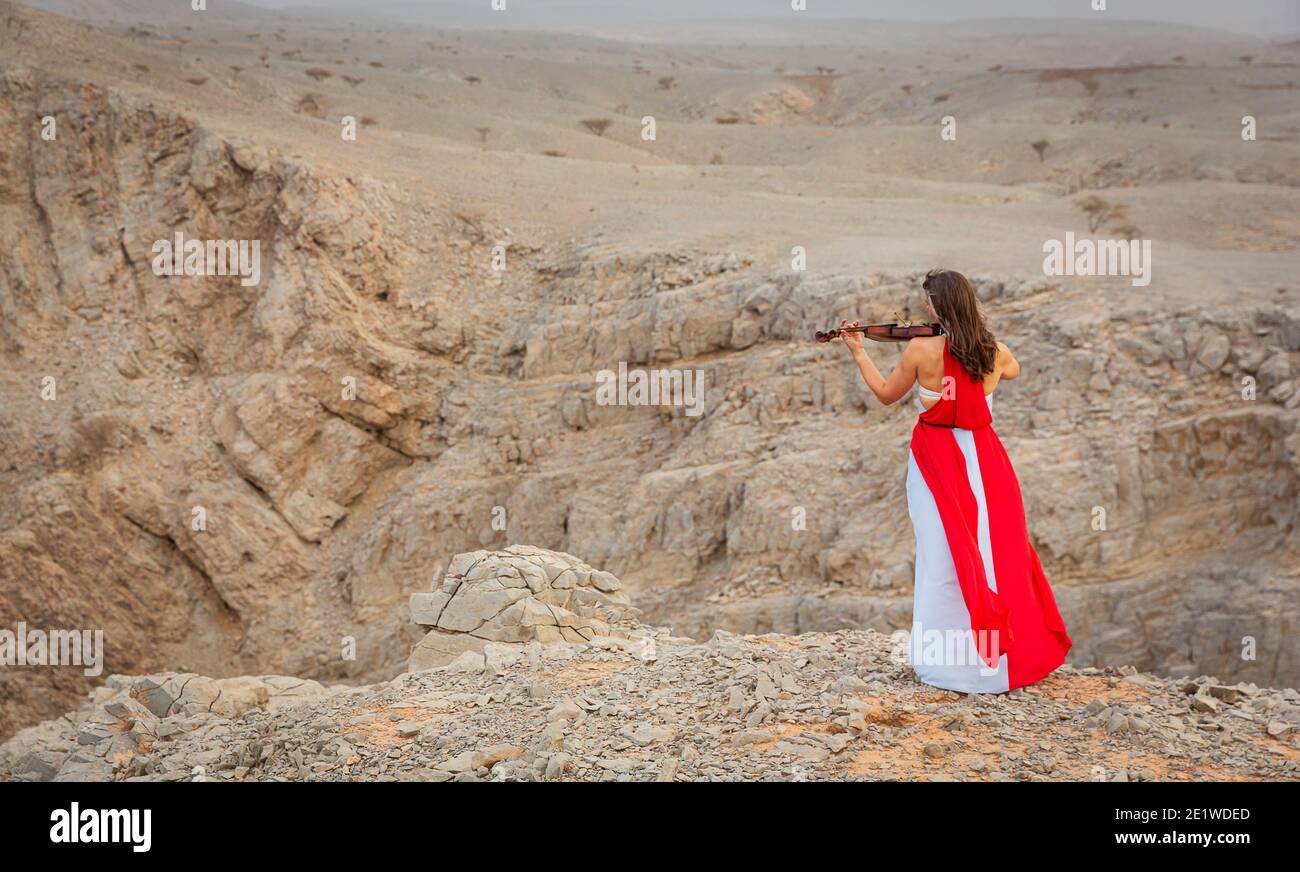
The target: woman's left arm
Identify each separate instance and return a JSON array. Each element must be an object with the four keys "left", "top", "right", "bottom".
[{"left": 838, "top": 319, "right": 918, "bottom": 405}]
